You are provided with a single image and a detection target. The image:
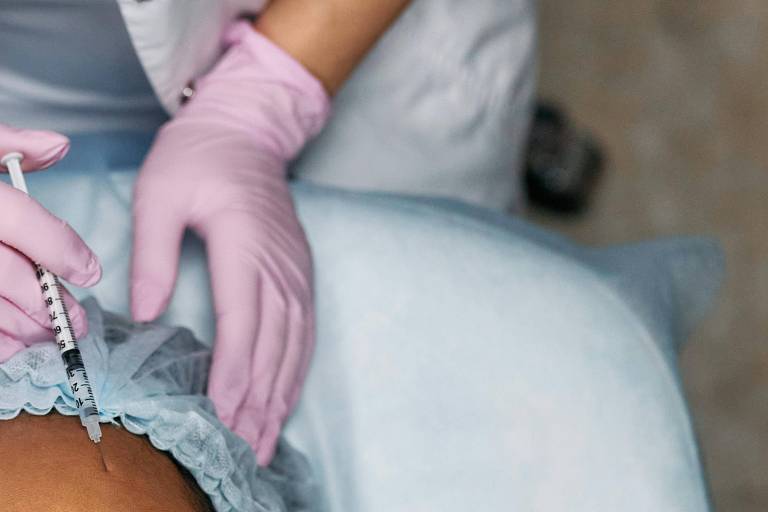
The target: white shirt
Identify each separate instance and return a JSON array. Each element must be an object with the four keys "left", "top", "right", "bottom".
[
  {"left": 0, "top": 0, "right": 169, "bottom": 132},
  {"left": 0, "top": 0, "right": 535, "bottom": 210}
]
